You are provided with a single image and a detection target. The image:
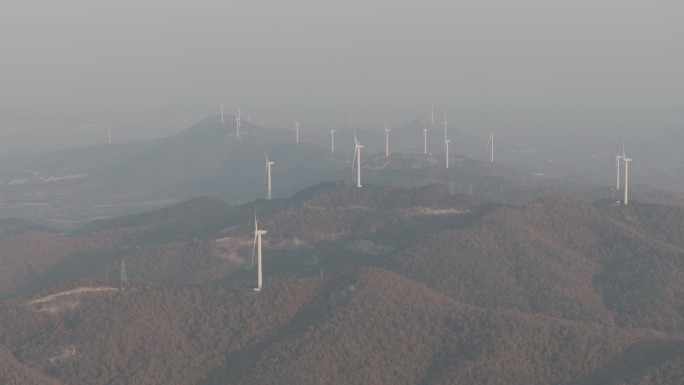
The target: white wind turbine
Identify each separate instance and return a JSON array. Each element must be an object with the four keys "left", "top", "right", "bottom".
[
  {"left": 251, "top": 213, "right": 267, "bottom": 292},
  {"left": 295, "top": 121, "right": 300, "bottom": 143},
  {"left": 352, "top": 131, "right": 364, "bottom": 188},
  {"left": 220, "top": 104, "right": 224, "bottom": 124},
  {"left": 265, "top": 153, "right": 274, "bottom": 200},
  {"left": 384, "top": 123, "right": 391, "bottom": 157},
  {"left": 423, "top": 128, "right": 430, "bottom": 155},
  {"left": 487, "top": 133, "right": 495, "bottom": 163},
  {"left": 330, "top": 129, "right": 336, "bottom": 153},
  {"left": 445, "top": 139, "right": 451, "bottom": 169}
]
